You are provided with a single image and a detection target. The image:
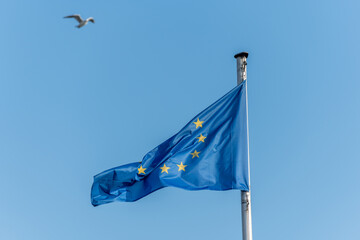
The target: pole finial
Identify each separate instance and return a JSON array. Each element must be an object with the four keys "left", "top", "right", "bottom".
[
  {"left": 234, "top": 52, "right": 248, "bottom": 85},
  {"left": 234, "top": 52, "right": 249, "bottom": 59}
]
